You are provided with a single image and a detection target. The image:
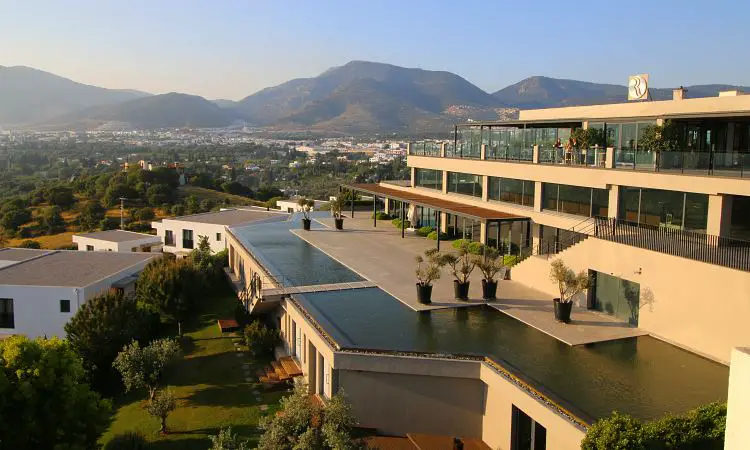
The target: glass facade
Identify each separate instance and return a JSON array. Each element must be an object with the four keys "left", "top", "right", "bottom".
[
  {"left": 593, "top": 271, "right": 641, "bottom": 326},
  {"left": 447, "top": 172, "right": 483, "bottom": 198},
  {"left": 542, "top": 183, "right": 609, "bottom": 217},
  {"left": 488, "top": 177, "right": 535, "bottom": 207},
  {"left": 414, "top": 168, "right": 443, "bottom": 190},
  {"left": 618, "top": 187, "right": 709, "bottom": 231}
]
